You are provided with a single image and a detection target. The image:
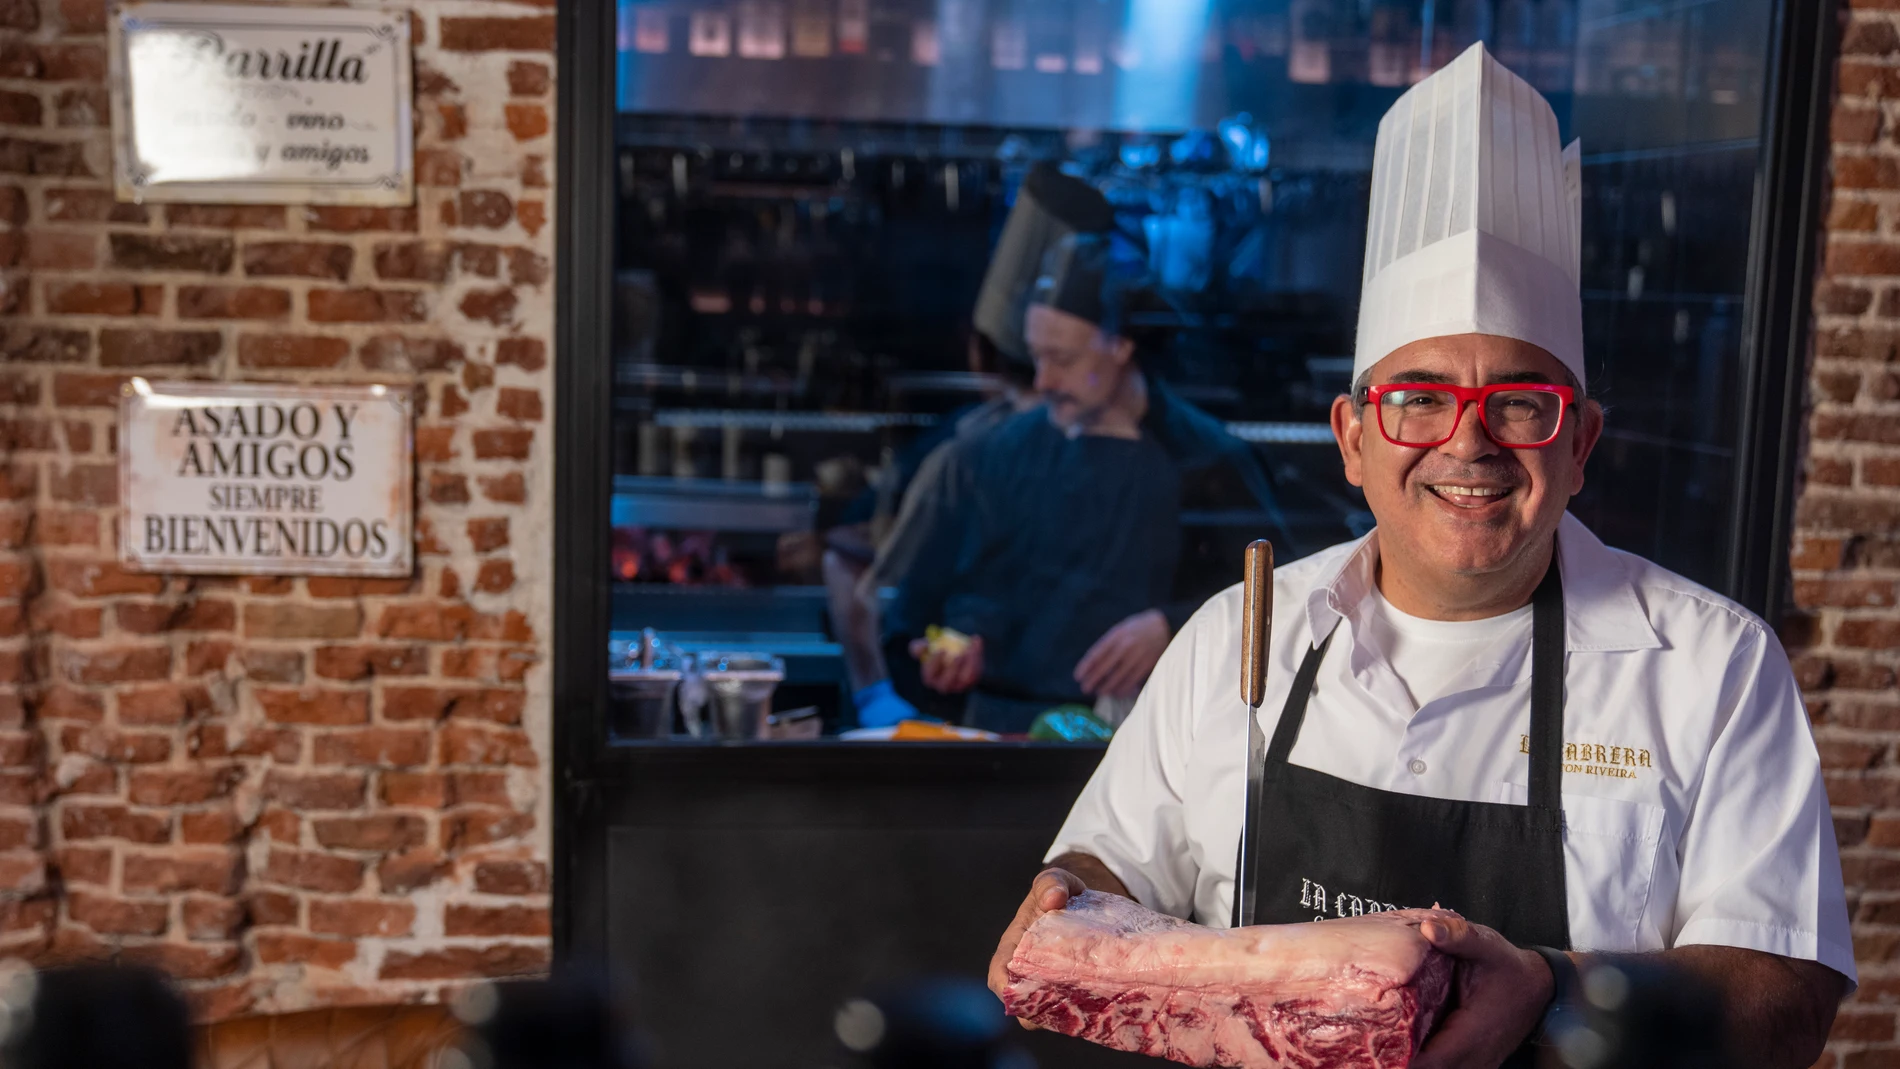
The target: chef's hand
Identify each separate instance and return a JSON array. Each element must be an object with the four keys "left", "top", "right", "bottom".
[
  {"left": 1411, "top": 914, "right": 1556, "bottom": 1069},
  {"left": 1074, "top": 609, "right": 1171, "bottom": 698},
  {"left": 909, "top": 634, "right": 984, "bottom": 694},
  {"left": 987, "top": 867, "right": 1087, "bottom": 1027}
]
